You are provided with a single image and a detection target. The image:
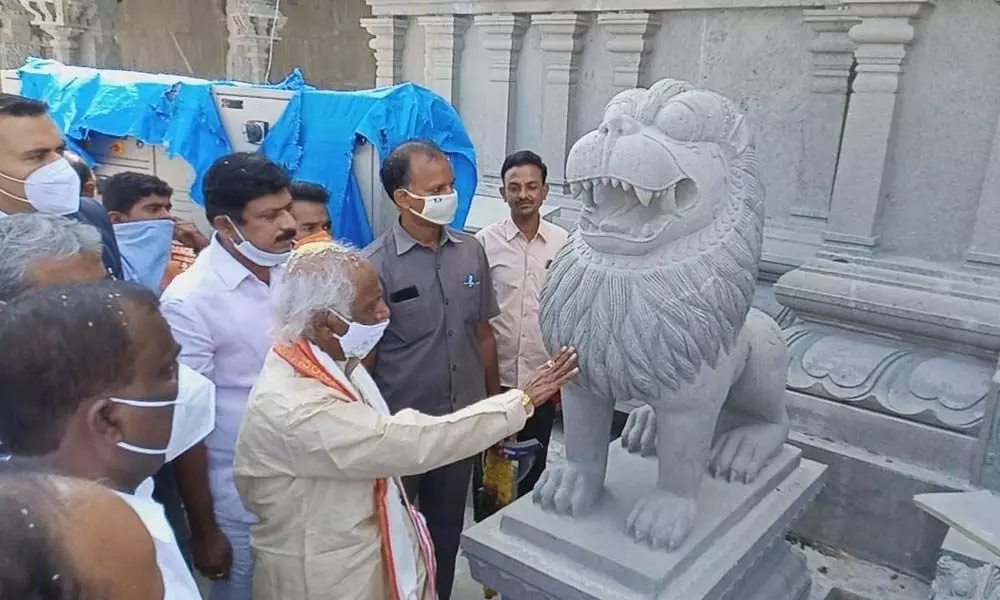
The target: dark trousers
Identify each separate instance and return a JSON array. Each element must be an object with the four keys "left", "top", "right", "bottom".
[{"left": 402, "top": 456, "right": 475, "bottom": 600}]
